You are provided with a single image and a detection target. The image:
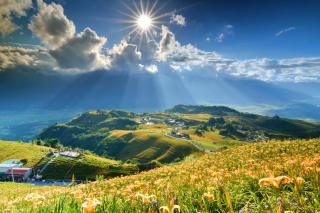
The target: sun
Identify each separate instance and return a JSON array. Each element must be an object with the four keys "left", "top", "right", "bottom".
[
  {"left": 138, "top": 14, "right": 151, "bottom": 30},
  {"left": 116, "top": 0, "right": 167, "bottom": 41}
]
